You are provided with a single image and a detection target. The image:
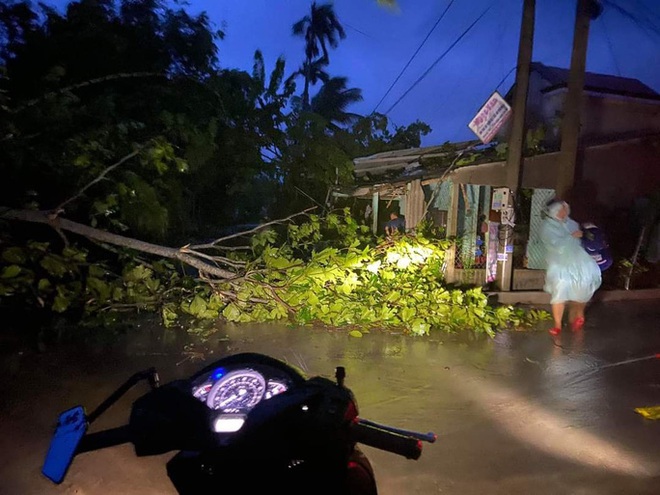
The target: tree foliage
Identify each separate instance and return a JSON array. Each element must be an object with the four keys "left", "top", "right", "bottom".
[
  {"left": 0, "top": 210, "right": 548, "bottom": 336},
  {"left": 291, "top": 1, "right": 345, "bottom": 109},
  {"left": 1, "top": 0, "right": 429, "bottom": 238},
  {"left": 0, "top": 0, "right": 544, "bottom": 342},
  {"left": 0, "top": 0, "right": 223, "bottom": 240}
]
